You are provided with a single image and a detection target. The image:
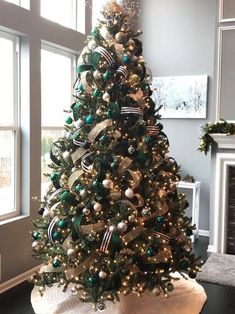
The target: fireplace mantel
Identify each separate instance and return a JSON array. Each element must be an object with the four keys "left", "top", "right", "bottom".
[{"left": 210, "top": 134, "right": 235, "bottom": 149}]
